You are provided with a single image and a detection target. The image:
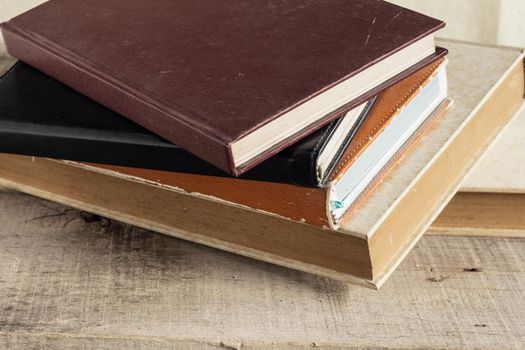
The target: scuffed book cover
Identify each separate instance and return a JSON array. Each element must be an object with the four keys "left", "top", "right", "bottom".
[{"left": 0, "top": 0, "right": 444, "bottom": 175}]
